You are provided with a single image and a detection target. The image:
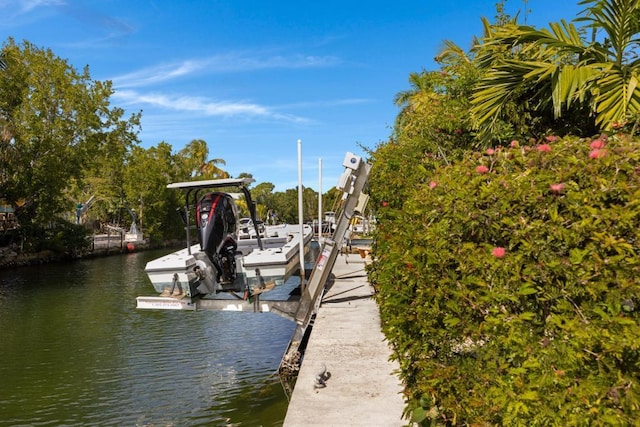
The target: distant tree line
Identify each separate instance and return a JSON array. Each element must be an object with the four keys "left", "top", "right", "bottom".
[{"left": 0, "top": 38, "right": 341, "bottom": 254}]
